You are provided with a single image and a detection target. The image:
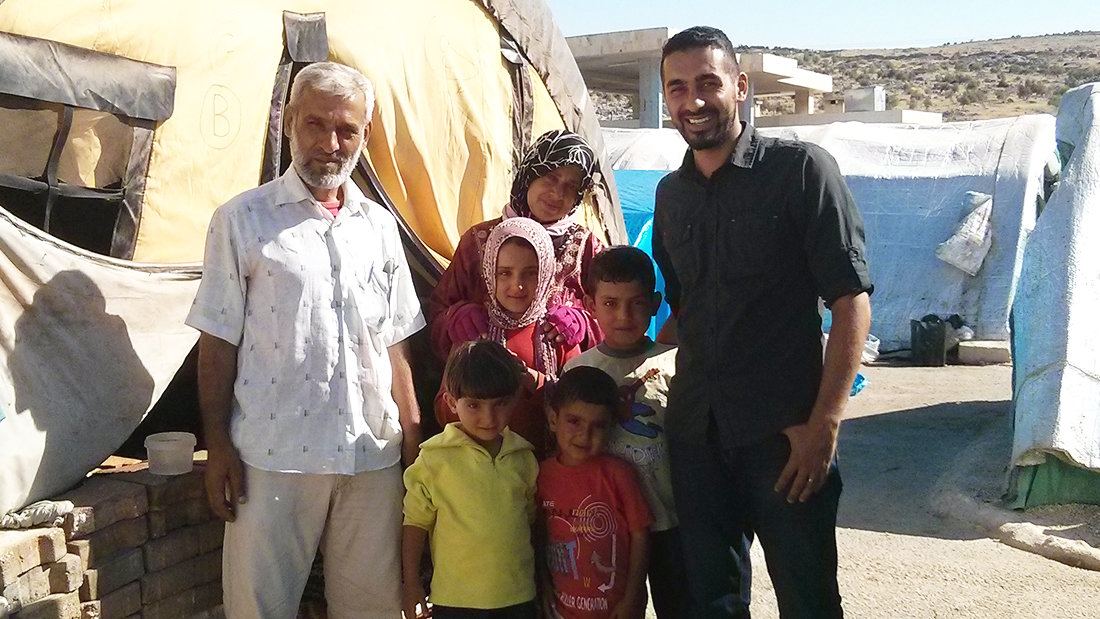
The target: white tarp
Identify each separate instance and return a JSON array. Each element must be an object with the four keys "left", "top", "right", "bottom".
[
  {"left": 603, "top": 118, "right": 1057, "bottom": 349},
  {"left": 0, "top": 209, "right": 200, "bottom": 514},
  {"left": 1012, "top": 83, "right": 1100, "bottom": 471}
]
